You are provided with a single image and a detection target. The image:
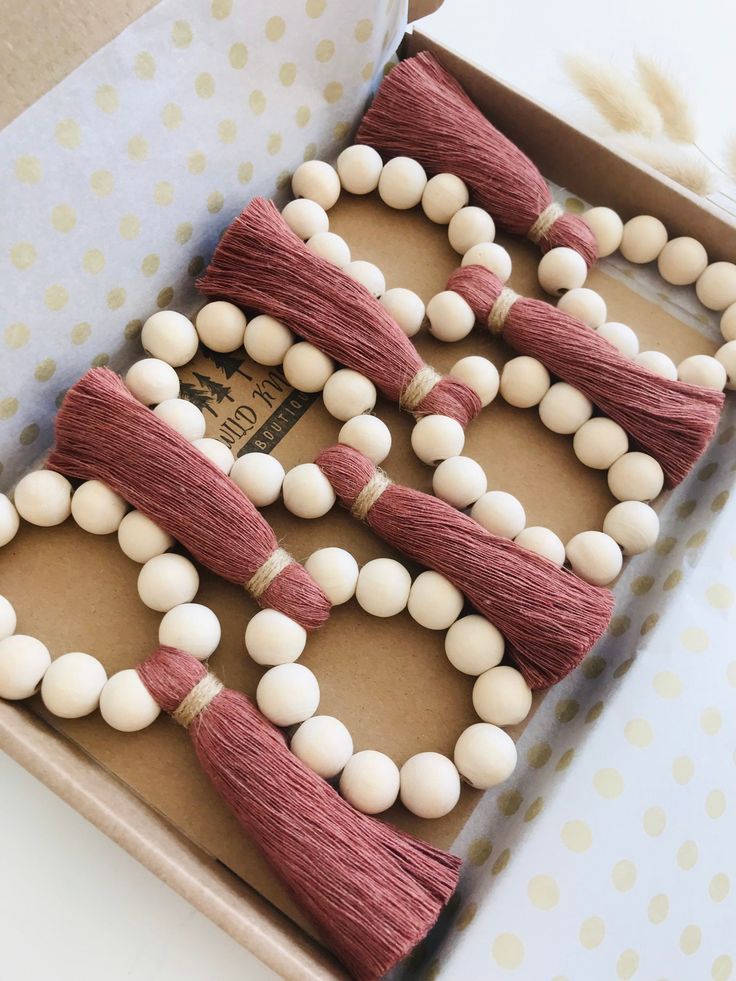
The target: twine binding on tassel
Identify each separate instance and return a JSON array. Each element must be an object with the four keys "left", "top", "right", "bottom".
[
  {"left": 488, "top": 288, "right": 520, "bottom": 334},
  {"left": 399, "top": 365, "right": 442, "bottom": 412},
  {"left": 246, "top": 547, "right": 293, "bottom": 599},
  {"left": 528, "top": 203, "right": 564, "bottom": 244},
  {"left": 172, "top": 674, "right": 223, "bottom": 728},
  {"left": 351, "top": 471, "right": 392, "bottom": 520}
]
